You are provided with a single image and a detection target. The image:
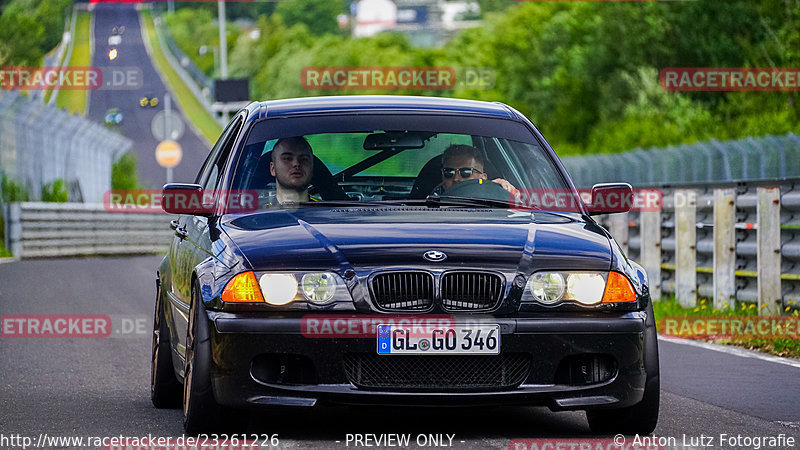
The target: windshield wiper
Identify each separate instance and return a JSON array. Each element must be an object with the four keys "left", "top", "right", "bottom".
[
  {"left": 433, "top": 195, "right": 514, "bottom": 208},
  {"left": 373, "top": 196, "right": 512, "bottom": 209},
  {"left": 296, "top": 197, "right": 513, "bottom": 209},
  {"left": 296, "top": 200, "right": 387, "bottom": 207}
]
